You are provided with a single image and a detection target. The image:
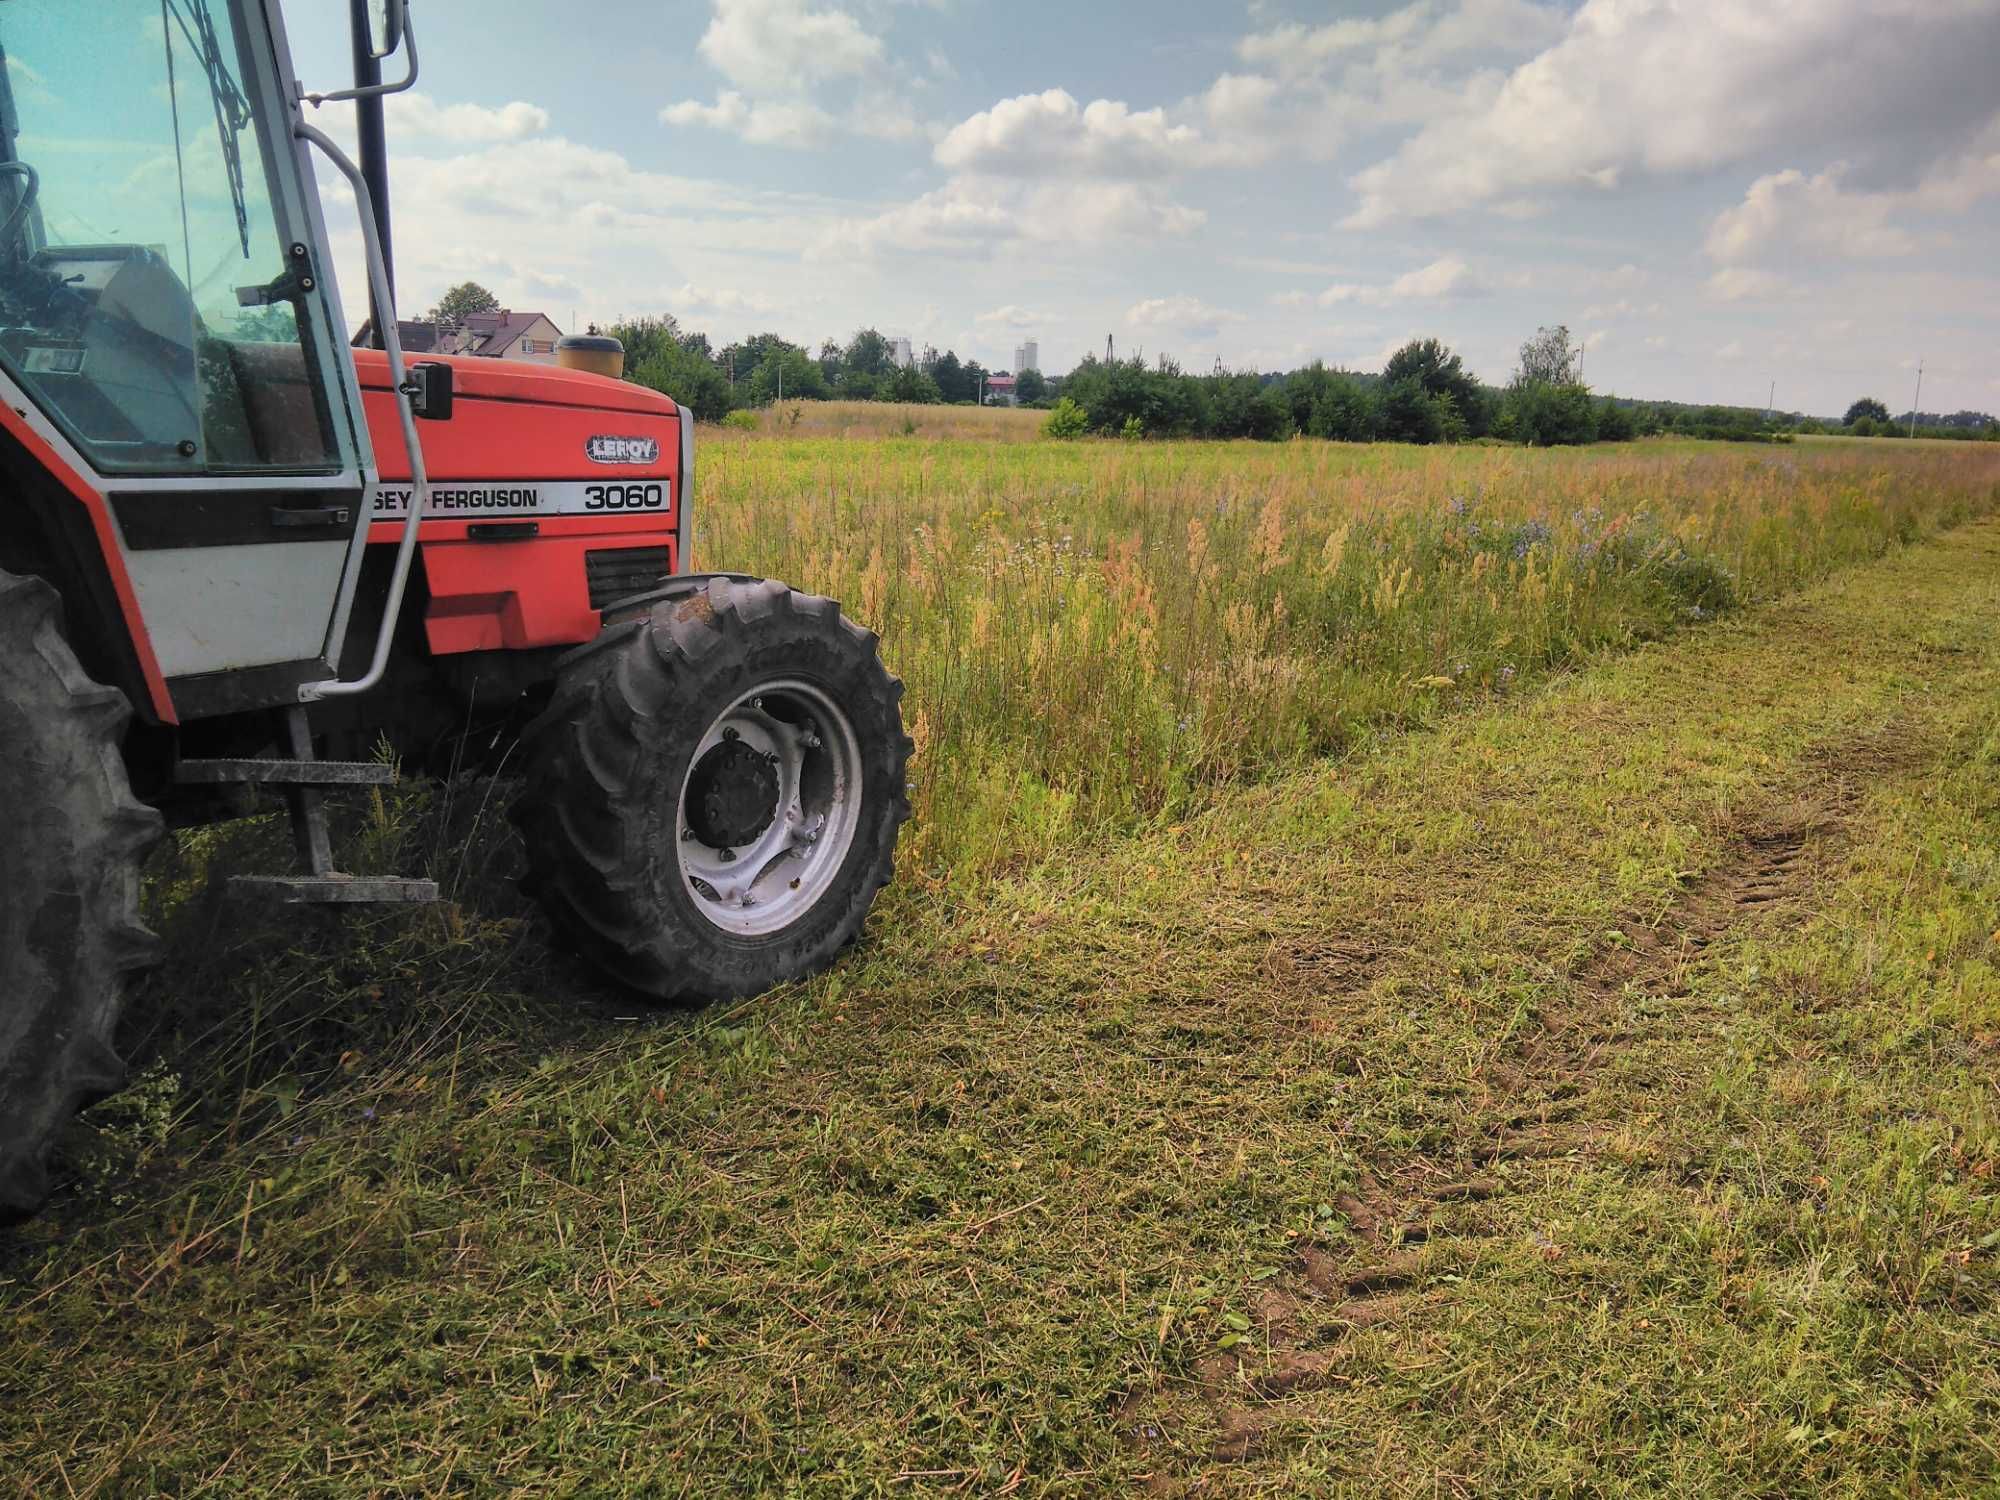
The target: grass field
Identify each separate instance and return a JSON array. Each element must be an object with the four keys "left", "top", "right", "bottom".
[
  {"left": 697, "top": 424, "right": 2000, "bottom": 882},
  {"left": 4, "top": 429, "right": 2000, "bottom": 1495}
]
